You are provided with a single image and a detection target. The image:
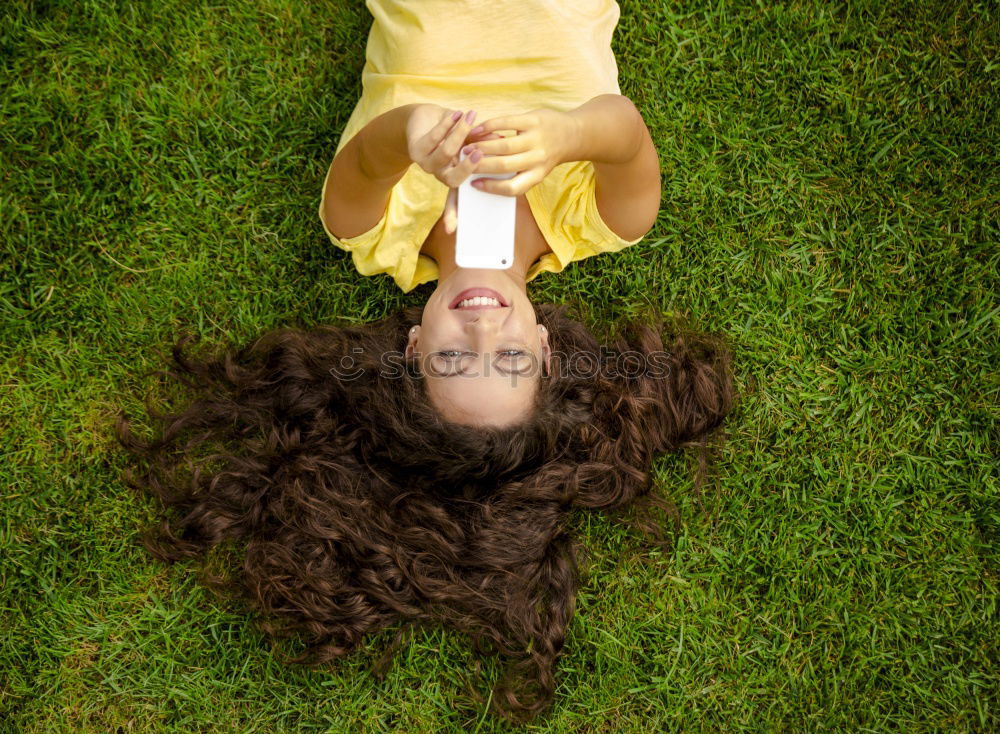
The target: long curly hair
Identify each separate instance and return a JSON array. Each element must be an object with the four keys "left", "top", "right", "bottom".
[{"left": 113, "top": 302, "right": 734, "bottom": 722}]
